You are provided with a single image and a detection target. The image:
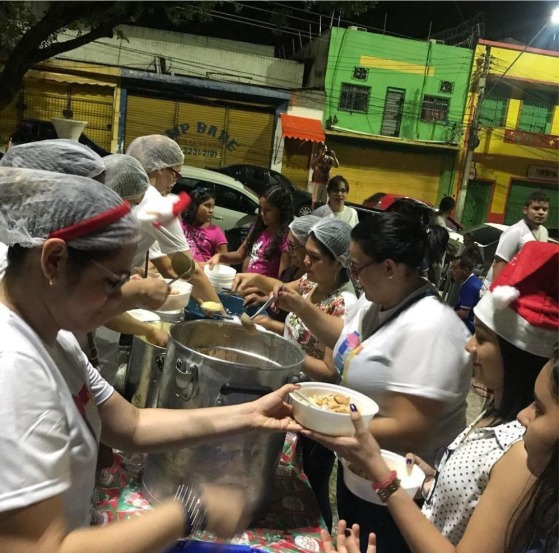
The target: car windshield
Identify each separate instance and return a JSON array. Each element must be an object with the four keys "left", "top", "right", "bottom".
[{"left": 462, "top": 226, "right": 503, "bottom": 247}]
